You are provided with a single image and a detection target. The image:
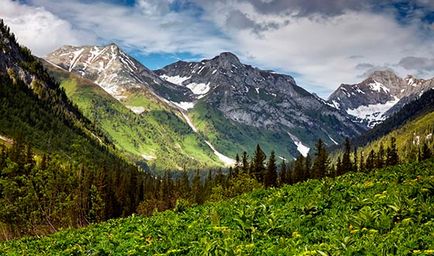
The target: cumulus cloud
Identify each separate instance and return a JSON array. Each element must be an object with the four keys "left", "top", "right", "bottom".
[
  {"left": 398, "top": 56, "right": 434, "bottom": 71},
  {"left": 0, "top": 0, "right": 93, "bottom": 56},
  {"left": 28, "top": 0, "right": 233, "bottom": 55}
]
